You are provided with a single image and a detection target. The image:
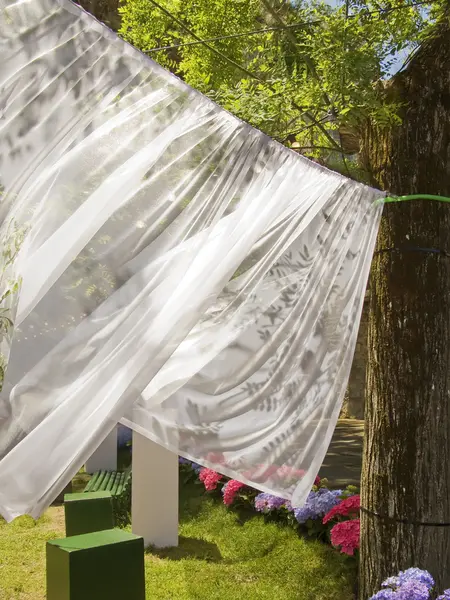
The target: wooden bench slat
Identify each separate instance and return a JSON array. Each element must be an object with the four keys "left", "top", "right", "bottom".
[
  {"left": 110, "top": 473, "right": 123, "bottom": 496},
  {"left": 103, "top": 472, "right": 114, "bottom": 491},
  {"left": 83, "top": 467, "right": 132, "bottom": 526},
  {"left": 84, "top": 470, "right": 102, "bottom": 492},
  {"left": 105, "top": 471, "right": 117, "bottom": 492},
  {"left": 89, "top": 470, "right": 103, "bottom": 492},
  {"left": 112, "top": 472, "right": 124, "bottom": 495},
  {"left": 91, "top": 470, "right": 108, "bottom": 492},
  {"left": 84, "top": 467, "right": 131, "bottom": 498}
]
